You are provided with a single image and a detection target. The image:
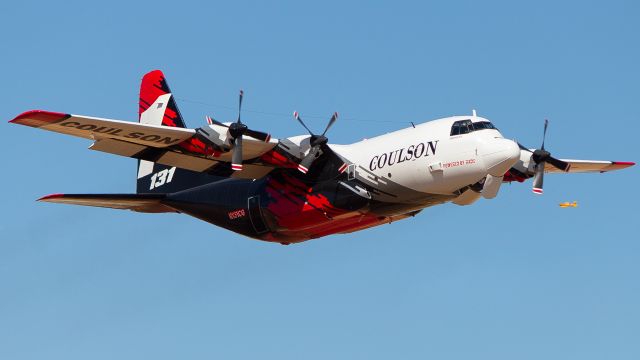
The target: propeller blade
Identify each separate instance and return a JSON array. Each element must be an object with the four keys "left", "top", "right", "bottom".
[
  {"left": 205, "top": 116, "right": 227, "bottom": 127},
  {"left": 293, "top": 111, "right": 314, "bottom": 135},
  {"left": 541, "top": 119, "right": 548, "bottom": 150},
  {"left": 521, "top": 119, "right": 570, "bottom": 193},
  {"left": 546, "top": 156, "right": 570, "bottom": 172},
  {"left": 531, "top": 149, "right": 550, "bottom": 164},
  {"left": 245, "top": 128, "right": 271, "bottom": 142},
  {"left": 297, "top": 146, "right": 321, "bottom": 174},
  {"left": 532, "top": 162, "right": 545, "bottom": 194},
  {"left": 231, "top": 135, "right": 243, "bottom": 171},
  {"left": 293, "top": 111, "right": 339, "bottom": 174},
  {"left": 237, "top": 90, "right": 244, "bottom": 123},
  {"left": 517, "top": 142, "right": 532, "bottom": 152},
  {"left": 321, "top": 112, "right": 339, "bottom": 136},
  {"left": 531, "top": 149, "right": 570, "bottom": 172}
]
